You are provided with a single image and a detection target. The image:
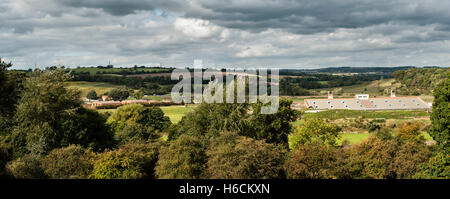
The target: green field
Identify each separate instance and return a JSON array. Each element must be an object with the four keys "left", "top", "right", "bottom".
[
  {"left": 160, "top": 106, "right": 195, "bottom": 123},
  {"left": 66, "top": 81, "right": 126, "bottom": 97},
  {"left": 338, "top": 133, "right": 370, "bottom": 145}
]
